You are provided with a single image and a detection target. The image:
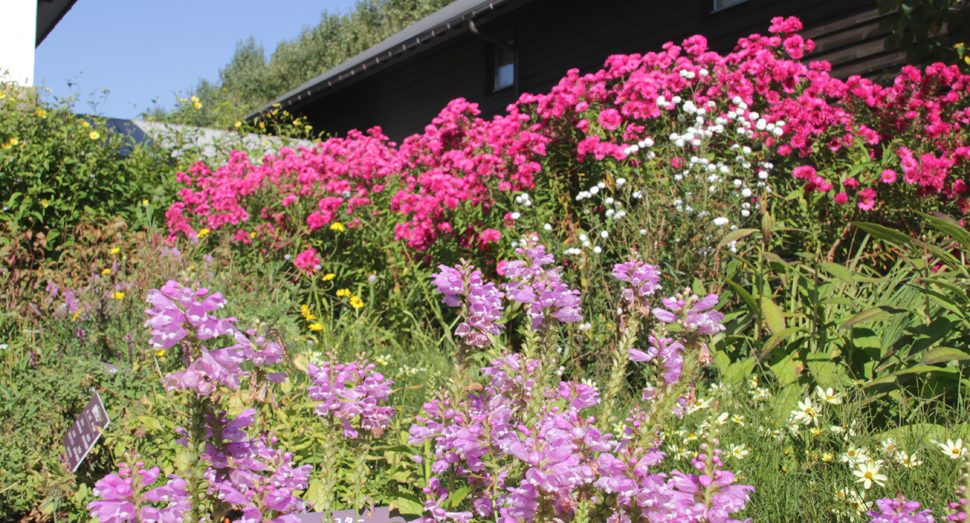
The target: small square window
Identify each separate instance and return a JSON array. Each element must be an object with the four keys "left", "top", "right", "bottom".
[
  {"left": 493, "top": 45, "right": 515, "bottom": 92},
  {"left": 712, "top": 0, "right": 748, "bottom": 12}
]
